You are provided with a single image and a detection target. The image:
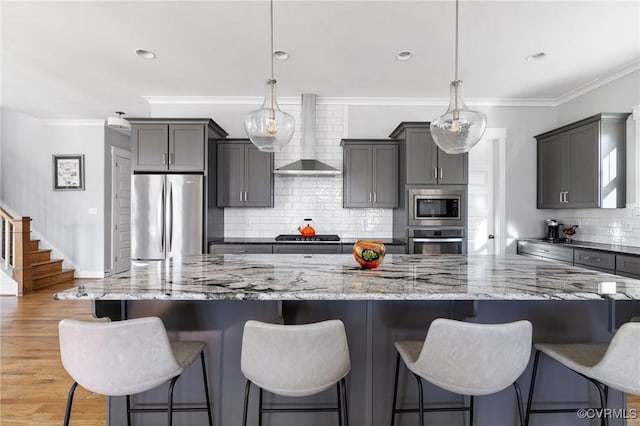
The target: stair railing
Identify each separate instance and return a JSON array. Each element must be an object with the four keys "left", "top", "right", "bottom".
[{"left": 0, "top": 208, "right": 33, "bottom": 295}]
